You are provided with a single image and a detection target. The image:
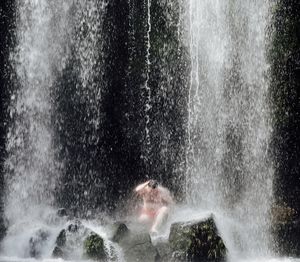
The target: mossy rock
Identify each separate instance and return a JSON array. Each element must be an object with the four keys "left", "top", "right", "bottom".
[
  {"left": 84, "top": 233, "right": 106, "bottom": 260},
  {"left": 169, "top": 216, "right": 226, "bottom": 262},
  {"left": 52, "top": 220, "right": 97, "bottom": 259}
]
